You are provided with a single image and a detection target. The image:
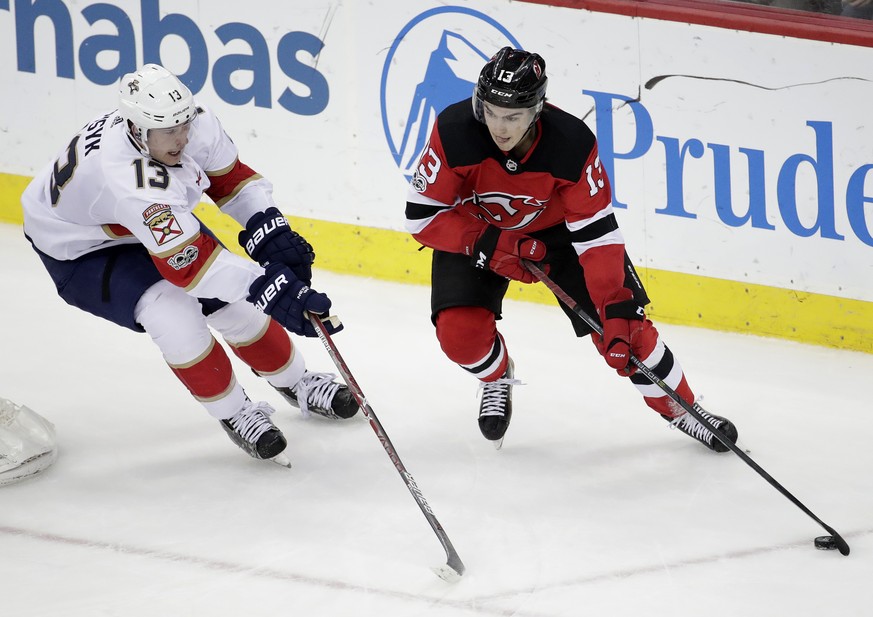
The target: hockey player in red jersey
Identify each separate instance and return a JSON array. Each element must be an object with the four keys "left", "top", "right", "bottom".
[
  {"left": 22, "top": 64, "right": 359, "bottom": 465},
  {"left": 405, "top": 47, "right": 738, "bottom": 450}
]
